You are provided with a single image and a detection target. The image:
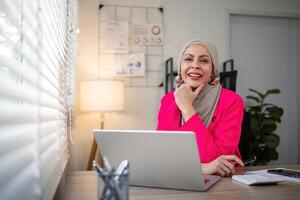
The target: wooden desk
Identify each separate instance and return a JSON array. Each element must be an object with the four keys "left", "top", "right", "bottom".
[{"left": 64, "top": 165, "right": 300, "bottom": 200}]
